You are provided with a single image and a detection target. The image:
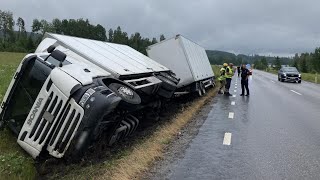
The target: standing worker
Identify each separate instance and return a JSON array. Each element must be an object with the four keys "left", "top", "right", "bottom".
[
  {"left": 225, "top": 63, "right": 234, "bottom": 96},
  {"left": 237, "top": 66, "right": 241, "bottom": 77},
  {"left": 240, "top": 64, "right": 250, "bottom": 96},
  {"left": 218, "top": 63, "right": 228, "bottom": 94}
]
